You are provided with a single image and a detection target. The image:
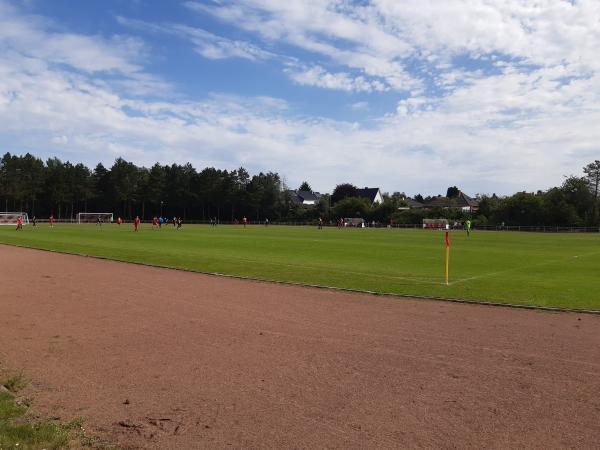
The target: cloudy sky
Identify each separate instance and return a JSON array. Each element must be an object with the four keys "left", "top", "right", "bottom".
[{"left": 0, "top": 0, "right": 598, "bottom": 195}]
